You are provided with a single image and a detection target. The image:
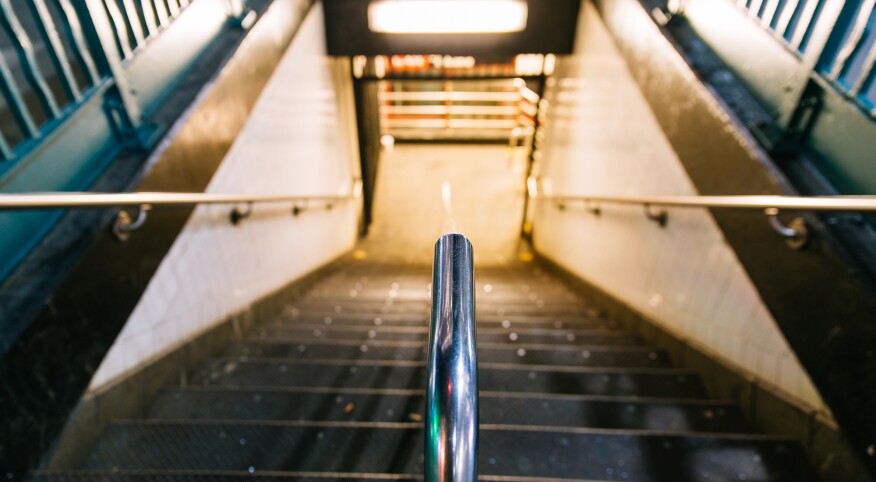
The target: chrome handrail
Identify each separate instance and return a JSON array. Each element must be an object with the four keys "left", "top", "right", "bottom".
[{"left": 427, "top": 233, "right": 478, "bottom": 482}]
